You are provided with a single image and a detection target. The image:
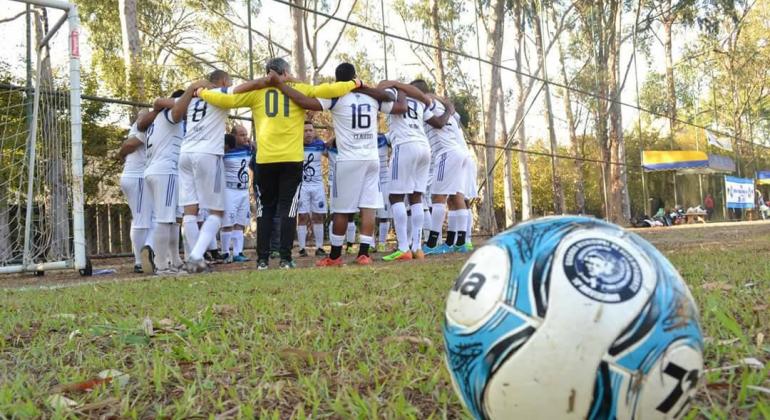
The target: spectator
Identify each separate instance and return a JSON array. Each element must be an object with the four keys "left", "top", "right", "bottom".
[{"left": 704, "top": 193, "right": 715, "bottom": 220}]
